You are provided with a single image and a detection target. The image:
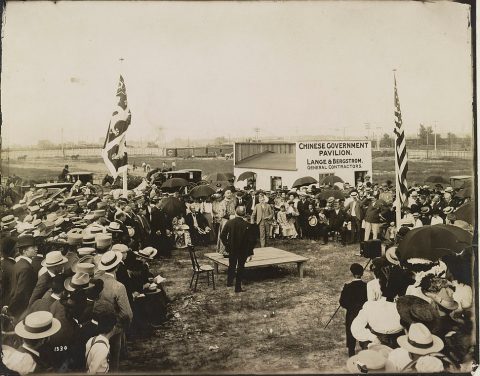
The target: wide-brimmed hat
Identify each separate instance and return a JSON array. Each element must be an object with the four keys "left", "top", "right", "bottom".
[
  {"left": 396, "top": 295, "right": 439, "bottom": 330},
  {"left": 134, "top": 247, "right": 158, "bottom": 259},
  {"left": 84, "top": 213, "right": 95, "bottom": 222},
  {"left": 420, "top": 206, "right": 431, "bottom": 215},
  {"left": 111, "top": 243, "right": 129, "bottom": 255},
  {"left": 412, "top": 212, "right": 420, "bottom": 218},
  {"left": 397, "top": 323, "right": 444, "bottom": 355},
  {"left": 350, "top": 191, "right": 358, "bottom": 197},
  {"left": 82, "top": 233, "right": 96, "bottom": 246},
  {"left": 41, "top": 251, "right": 68, "bottom": 268},
  {"left": 385, "top": 247, "right": 400, "bottom": 265},
  {"left": 443, "top": 206, "right": 454, "bottom": 214},
  {"left": 429, "top": 287, "right": 459, "bottom": 311},
  {"left": 346, "top": 349, "right": 391, "bottom": 373},
  {"left": 45, "top": 213, "right": 58, "bottom": 223},
  {"left": 415, "top": 355, "right": 444, "bottom": 372},
  {"left": 72, "top": 262, "right": 95, "bottom": 276},
  {"left": 106, "top": 222, "right": 123, "bottom": 233},
  {"left": 97, "top": 250, "right": 123, "bottom": 271},
  {"left": 64, "top": 272, "right": 94, "bottom": 292},
  {"left": 308, "top": 215, "right": 318, "bottom": 226},
  {"left": 95, "top": 233, "right": 112, "bottom": 250},
  {"left": 86, "top": 224, "right": 105, "bottom": 235},
  {"left": 15, "top": 311, "right": 61, "bottom": 340}
]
